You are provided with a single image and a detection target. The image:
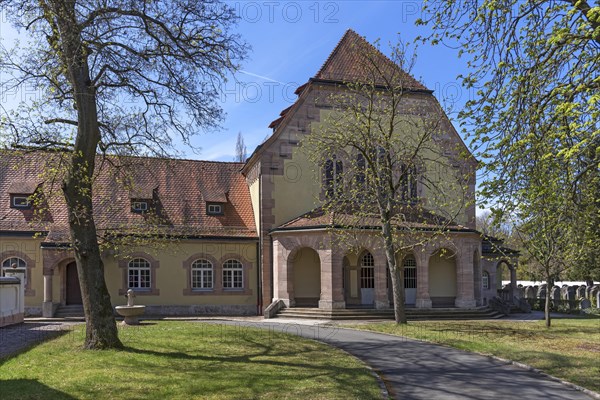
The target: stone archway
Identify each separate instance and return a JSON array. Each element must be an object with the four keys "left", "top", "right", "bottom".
[
  {"left": 429, "top": 249, "right": 457, "bottom": 307},
  {"left": 65, "top": 261, "right": 82, "bottom": 305},
  {"left": 290, "top": 247, "right": 321, "bottom": 307}
]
